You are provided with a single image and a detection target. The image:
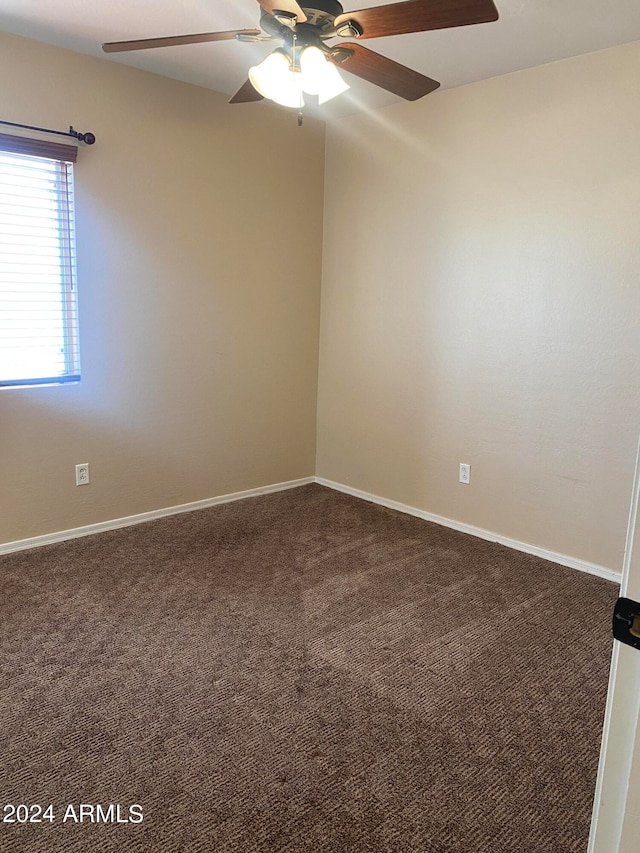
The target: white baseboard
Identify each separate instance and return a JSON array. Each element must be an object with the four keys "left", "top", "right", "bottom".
[
  {"left": 0, "top": 477, "right": 315, "bottom": 556},
  {"left": 315, "top": 477, "right": 622, "bottom": 584},
  {"left": 1, "top": 474, "right": 623, "bottom": 584}
]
